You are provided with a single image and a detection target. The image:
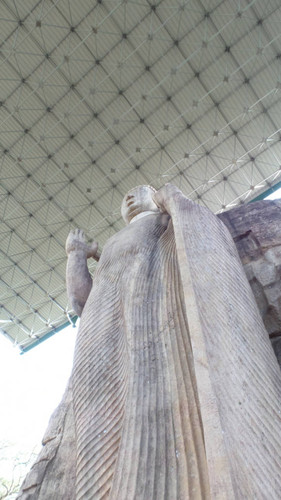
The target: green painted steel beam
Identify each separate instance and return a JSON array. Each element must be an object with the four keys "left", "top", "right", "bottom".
[
  {"left": 251, "top": 181, "right": 281, "bottom": 202},
  {"left": 20, "top": 315, "right": 78, "bottom": 354}
]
